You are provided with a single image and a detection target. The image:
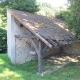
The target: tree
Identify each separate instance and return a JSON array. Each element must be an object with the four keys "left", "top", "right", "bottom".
[
  {"left": 0, "top": 0, "right": 40, "bottom": 53},
  {"left": 66, "top": 0, "right": 80, "bottom": 38}
]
